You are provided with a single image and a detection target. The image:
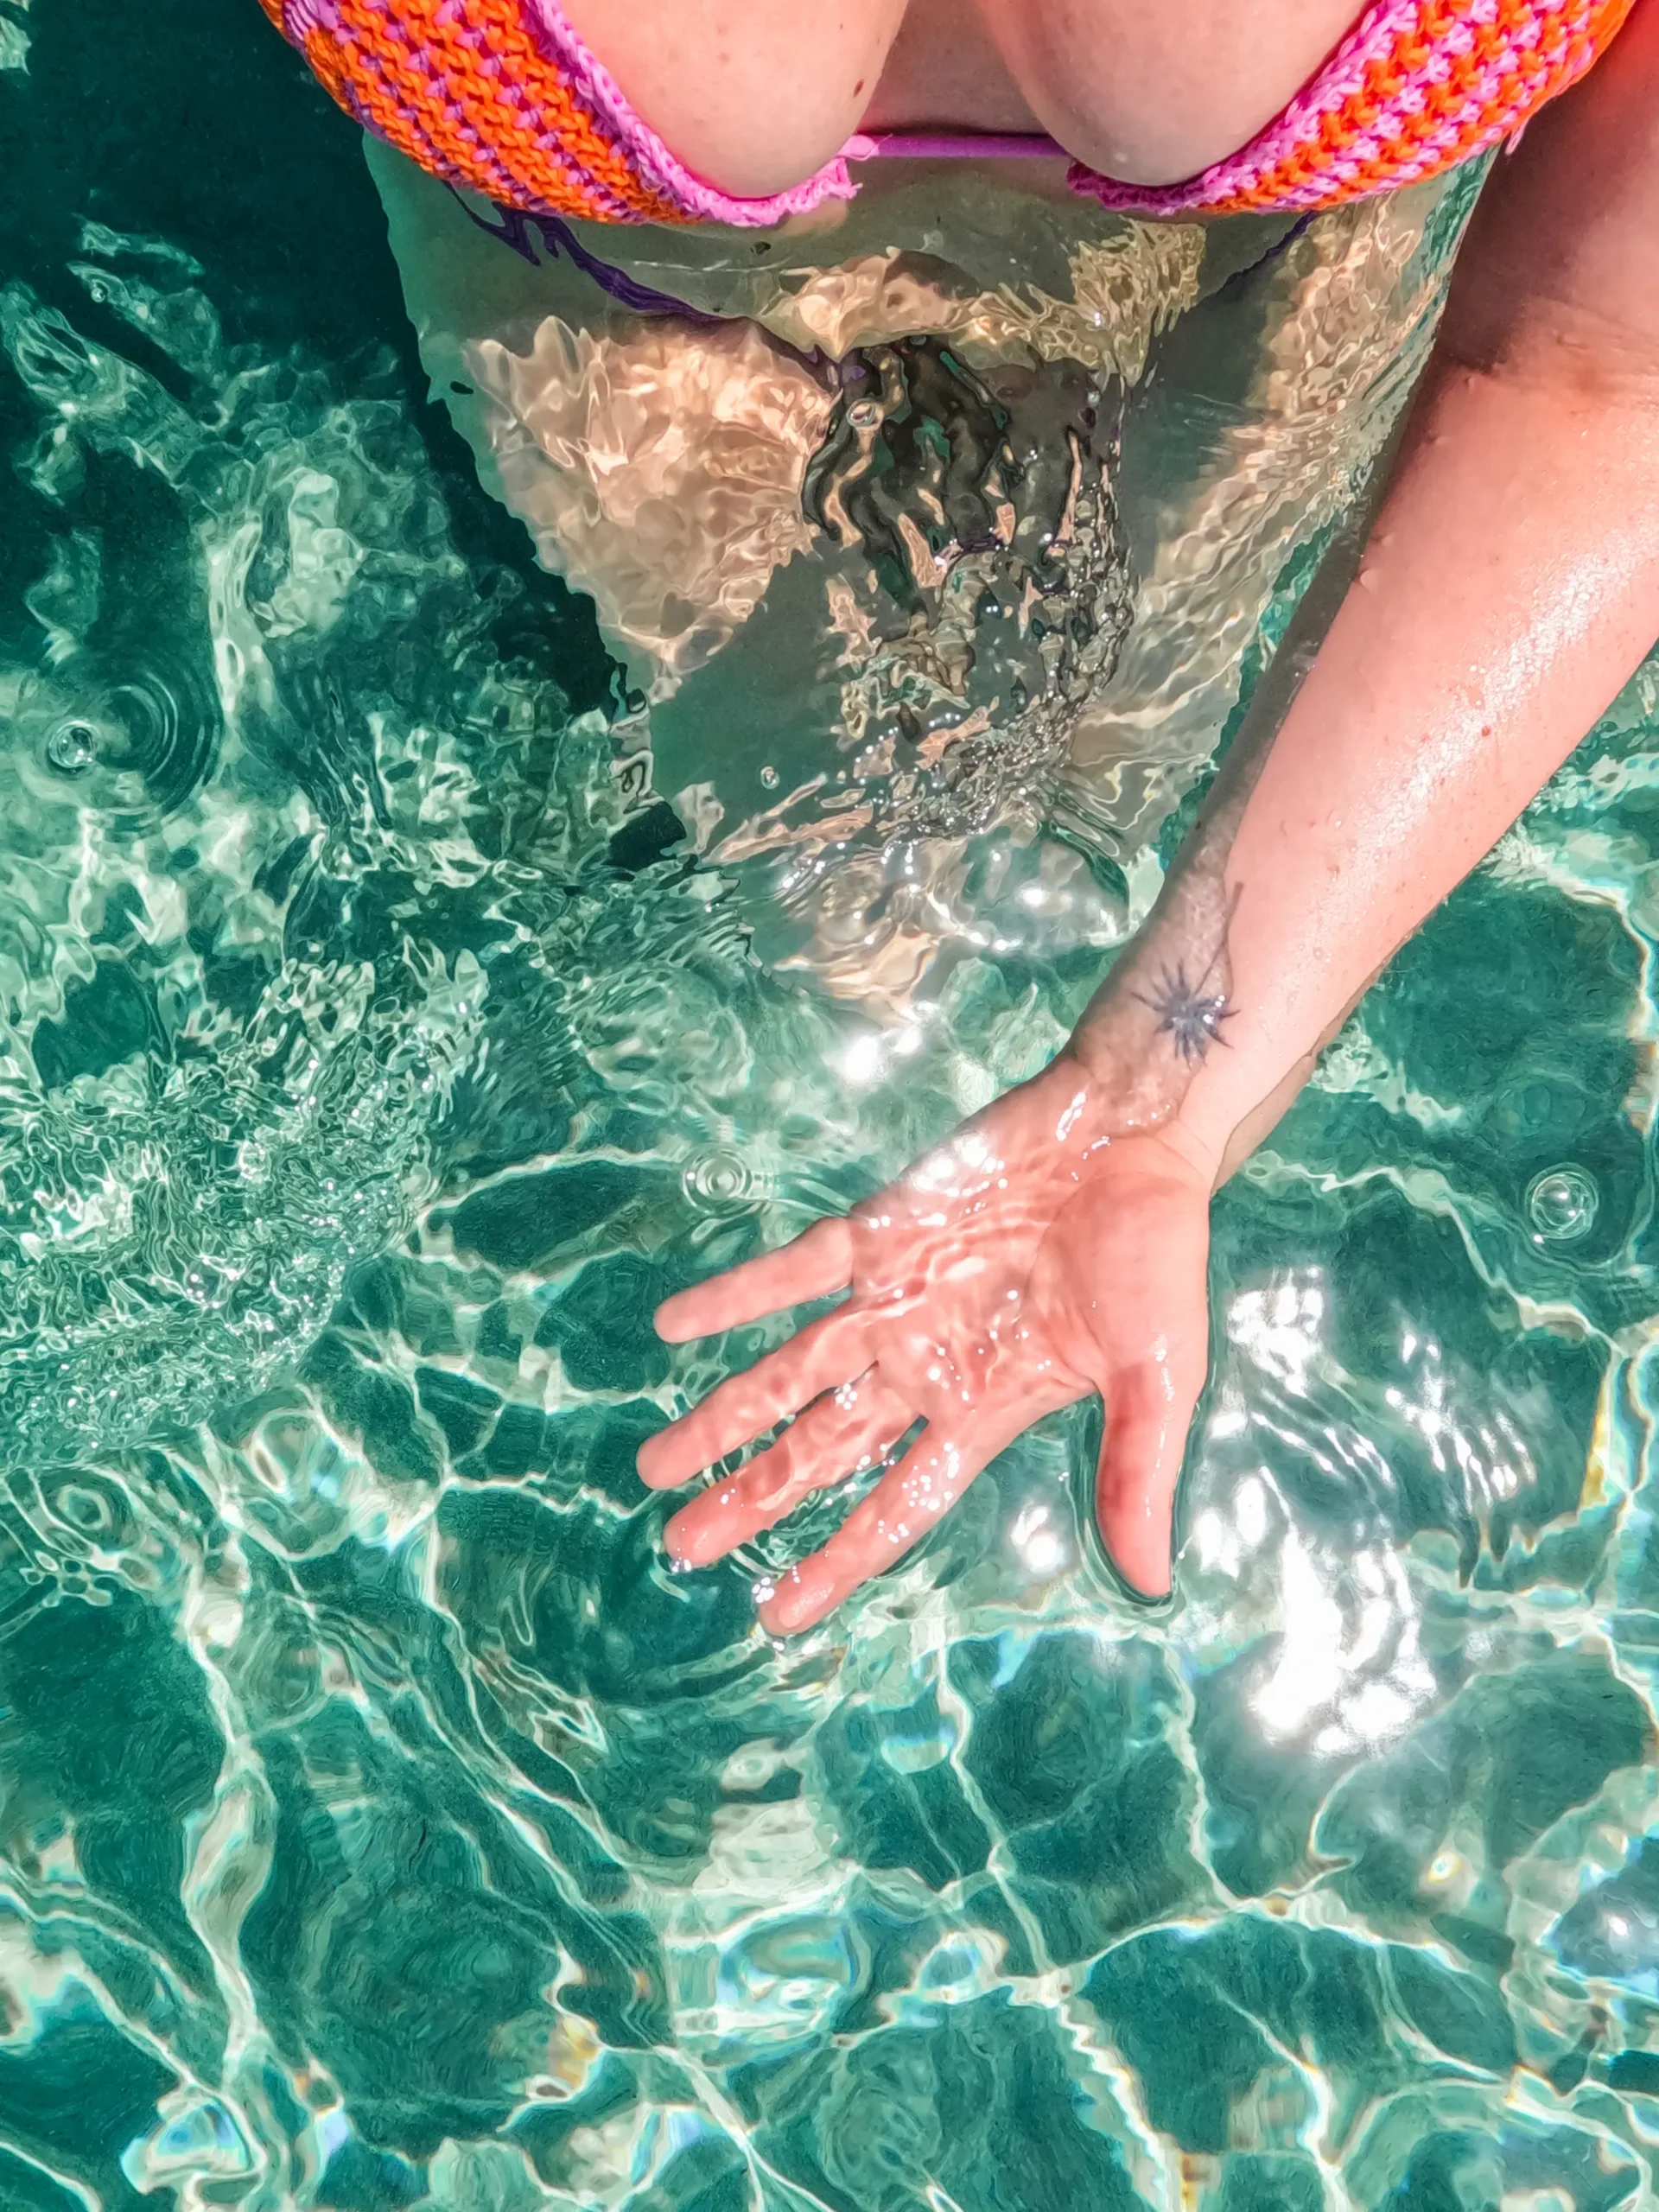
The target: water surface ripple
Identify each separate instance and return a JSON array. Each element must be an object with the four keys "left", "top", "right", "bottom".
[{"left": 3, "top": 13, "right": 1659, "bottom": 2211}]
